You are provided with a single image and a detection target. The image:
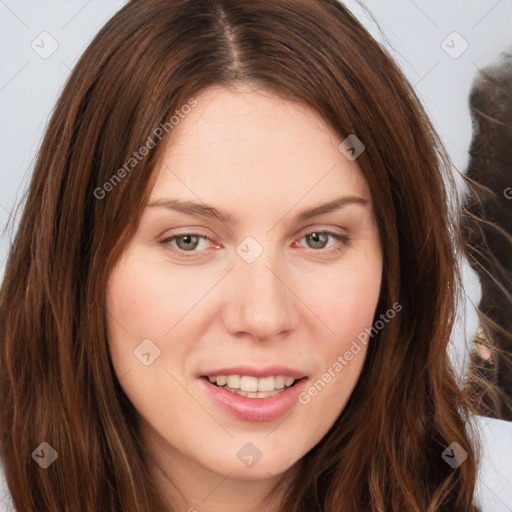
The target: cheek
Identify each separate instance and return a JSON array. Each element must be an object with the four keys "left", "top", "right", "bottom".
[
  {"left": 336, "top": 270, "right": 381, "bottom": 335},
  {"left": 292, "top": 267, "right": 381, "bottom": 442},
  {"left": 338, "top": 235, "right": 383, "bottom": 331},
  {"left": 105, "top": 255, "right": 192, "bottom": 348},
  {"left": 303, "top": 242, "right": 382, "bottom": 342},
  {"left": 309, "top": 270, "right": 378, "bottom": 388},
  {"left": 294, "top": 239, "right": 382, "bottom": 403},
  {"left": 104, "top": 255, "right": 170, "bottom": 374},
  {"left": 104, "top": 258, "right": 197, "bottom": 424}
]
